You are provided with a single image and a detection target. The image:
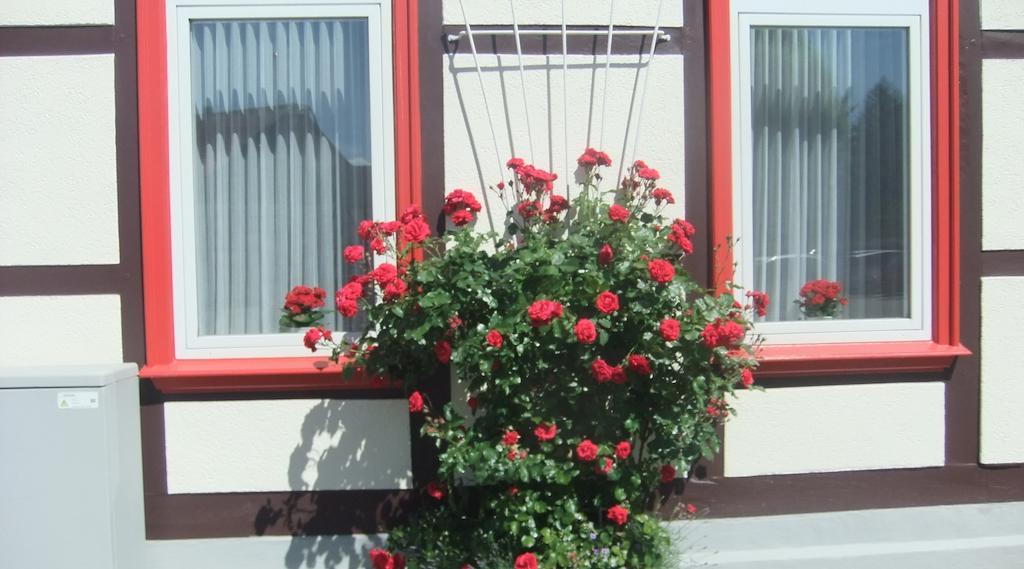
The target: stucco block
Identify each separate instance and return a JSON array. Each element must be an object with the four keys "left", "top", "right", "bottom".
[
  {"left": 981, "top": 0, "right": 1024, "bottom": 30},
  {"left": 164, "top": 399, "right": 413, "bottom": 493},
  {"left": 443, "top": 0, "right": 683, "bottom": 27},
  {"left": 0, "top": 295, "right": 123, "bottom": 365},
  {"left": 0, "top": 0, "right": 113, "bottom": 26},
  {"left": 444, "top": 53, "right": 686, "bottom": 232},
  {"left": 0, "top": 55, "right": 119, "bottom": 266},
  {"left": 980, "top": 277, "right": 1024, "bottom": 464},
  {"left": 724, "top": 383, "right": 945, "bottom": 477},
  {"left": 982, "top": 59, "right": 1024, "bottom": 251}
]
